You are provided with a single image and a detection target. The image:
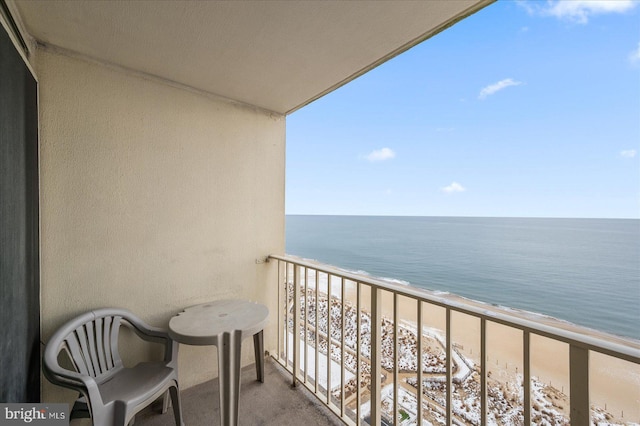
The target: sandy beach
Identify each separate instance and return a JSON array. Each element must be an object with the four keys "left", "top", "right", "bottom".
[{"left": 294, "top": 272, "right": 640, "bottom": 423}]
